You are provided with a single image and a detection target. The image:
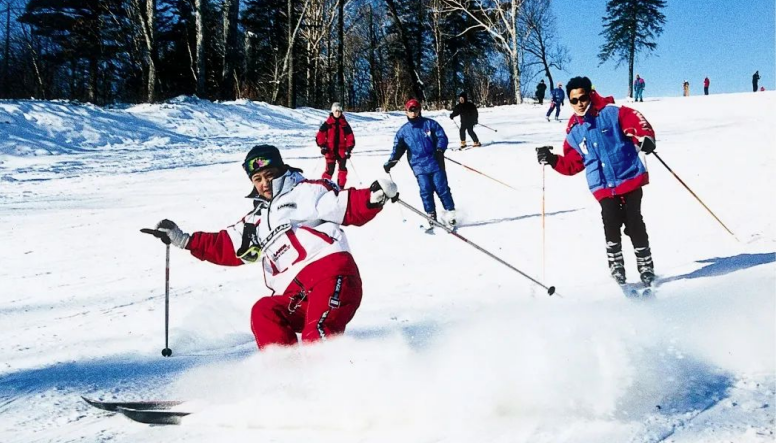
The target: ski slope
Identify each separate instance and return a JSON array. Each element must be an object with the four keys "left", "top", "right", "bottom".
[{"left": 0, "top": 92, "right": 774, "bottom": 442}]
